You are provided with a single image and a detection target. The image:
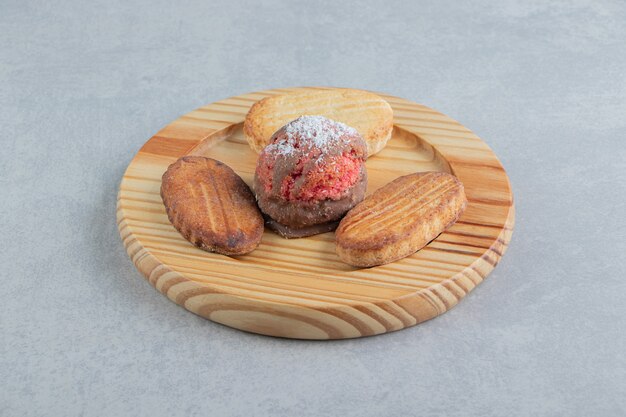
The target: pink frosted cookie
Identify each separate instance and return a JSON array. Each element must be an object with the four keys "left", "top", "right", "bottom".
[{"left": 253, "top": 116, "right": 368, "bottom": 238}]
